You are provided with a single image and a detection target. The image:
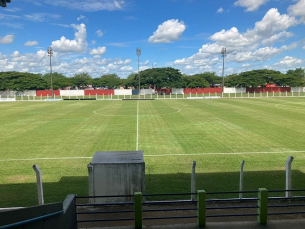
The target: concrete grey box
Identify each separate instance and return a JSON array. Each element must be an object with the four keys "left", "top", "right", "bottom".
[{"left": 88, "top": 151, "right": 145, "bottom": 203}]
